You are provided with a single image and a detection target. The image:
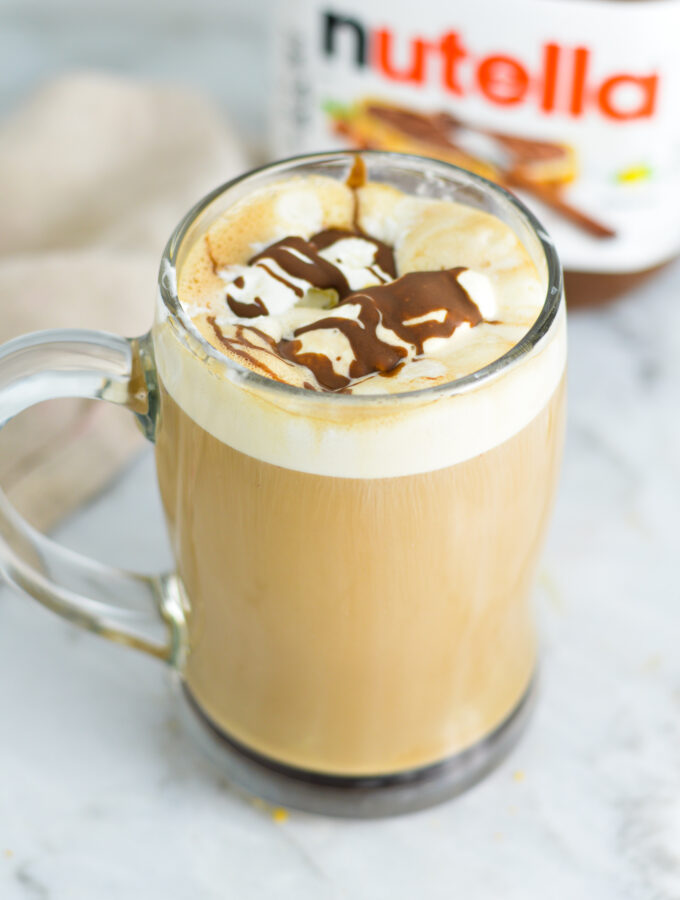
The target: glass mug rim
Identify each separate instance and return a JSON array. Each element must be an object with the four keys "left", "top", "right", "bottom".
[{"left": 158, "top": 149, "right": 563, "bottom": 406}]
